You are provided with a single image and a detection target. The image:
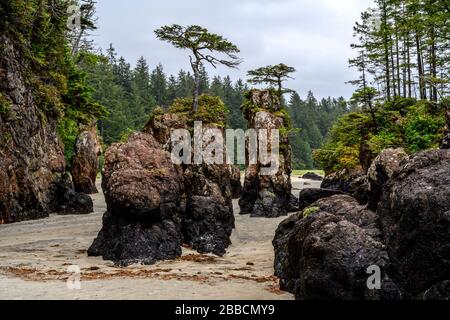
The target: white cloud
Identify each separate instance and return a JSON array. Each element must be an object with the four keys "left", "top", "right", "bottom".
[{"left": 93, "top": 0, "right": 375, "bottom": 99}]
